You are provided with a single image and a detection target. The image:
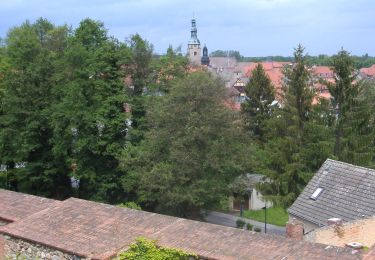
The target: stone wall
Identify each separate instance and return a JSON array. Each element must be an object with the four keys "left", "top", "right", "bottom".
[
  {"left": 0, "top": 219, "right": 11, "bottom": 259},
  {"left": 4, "top": 235, "right": 87, "bottom": 260}
]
